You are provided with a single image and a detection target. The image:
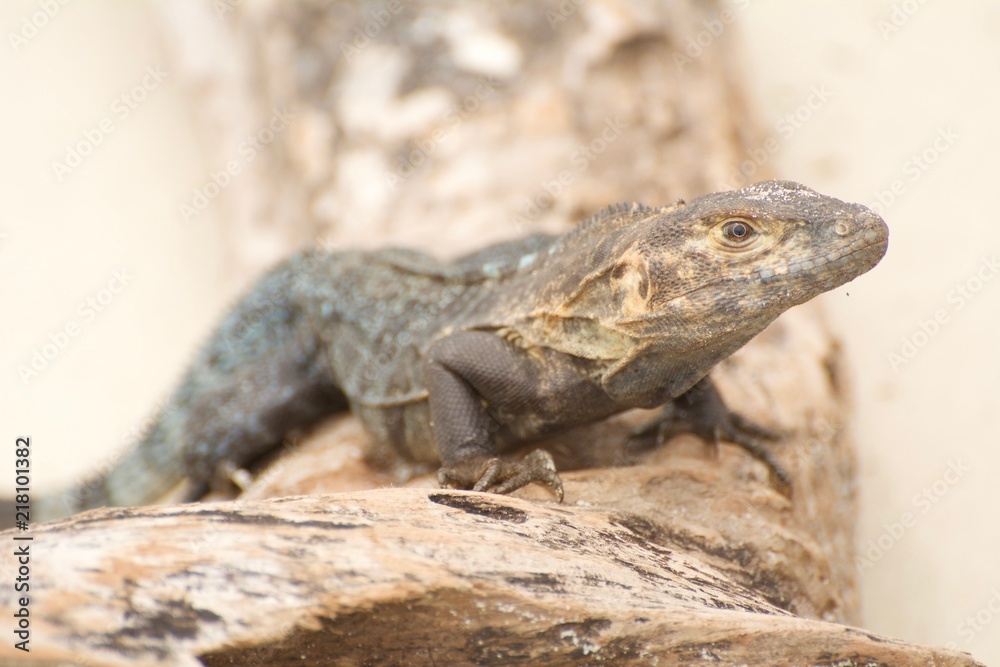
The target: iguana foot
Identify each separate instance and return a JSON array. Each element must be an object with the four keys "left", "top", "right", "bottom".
[
  {"left": 438, "top": 449, "right": 564, "bottom": 502},
  {"left": 214, "top": 459, "right": 254, "bottom": 493},
  {"left": 630, "top": 378, "right": 792, "bottom": 496}
]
